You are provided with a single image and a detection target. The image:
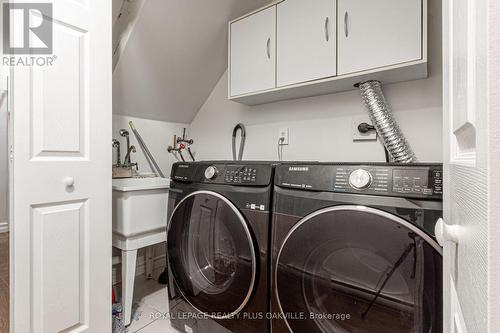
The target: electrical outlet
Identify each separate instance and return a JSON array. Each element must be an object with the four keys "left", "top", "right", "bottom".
[
  {"left": 278, "top": 127, "right": 289, "bottom": 145},
  {"left": 352, "top": 115, "right": 377, "bottom": 141}
]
